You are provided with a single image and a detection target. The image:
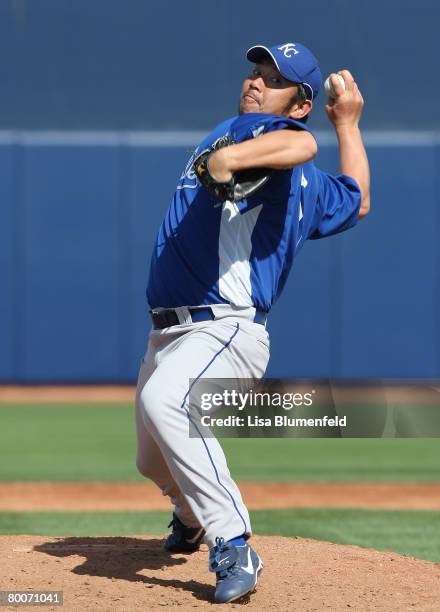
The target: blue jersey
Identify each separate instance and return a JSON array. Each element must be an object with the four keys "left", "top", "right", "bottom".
[{"left": 147, "top": 113, "right": 361, "bottom": 312}]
